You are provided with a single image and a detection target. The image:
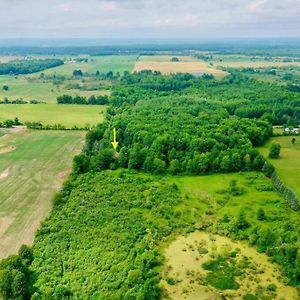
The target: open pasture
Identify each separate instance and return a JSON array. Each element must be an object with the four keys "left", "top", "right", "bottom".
[
  {"left": 0, "top": 55, "right": 136, "bottom": 103},
  {"left": 258, "top": 136, "right": 300, "bottom": 198},
  {"left": 0, "top": 128, "right": 85, "bottom": 259},
  {"left": 39, "top": 55, "right": 138, "bottom": 76},
  {"left": 0, "top": 74, "right": 111, "bottom": 103},
  {"left": 134, "top": 55, "right": 228, "bottom": 77},
  {"left": 211, "top": 55, "right": 300, "bottom": 69},
  {"left": 0, "top": 103, "right": 106, "bottom": 128},
  {"left": 169, "top": 171, "right": 299, "bottom": 223}
]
